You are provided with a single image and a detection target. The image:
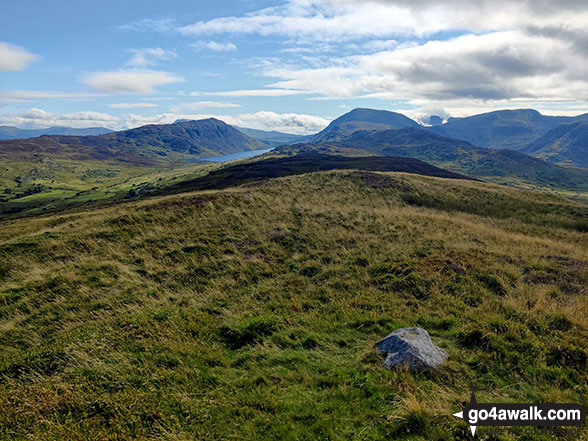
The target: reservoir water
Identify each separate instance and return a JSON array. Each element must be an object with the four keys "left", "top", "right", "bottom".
[{"left": 185, "top": 148, "right": 273, "bottom": 163}]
